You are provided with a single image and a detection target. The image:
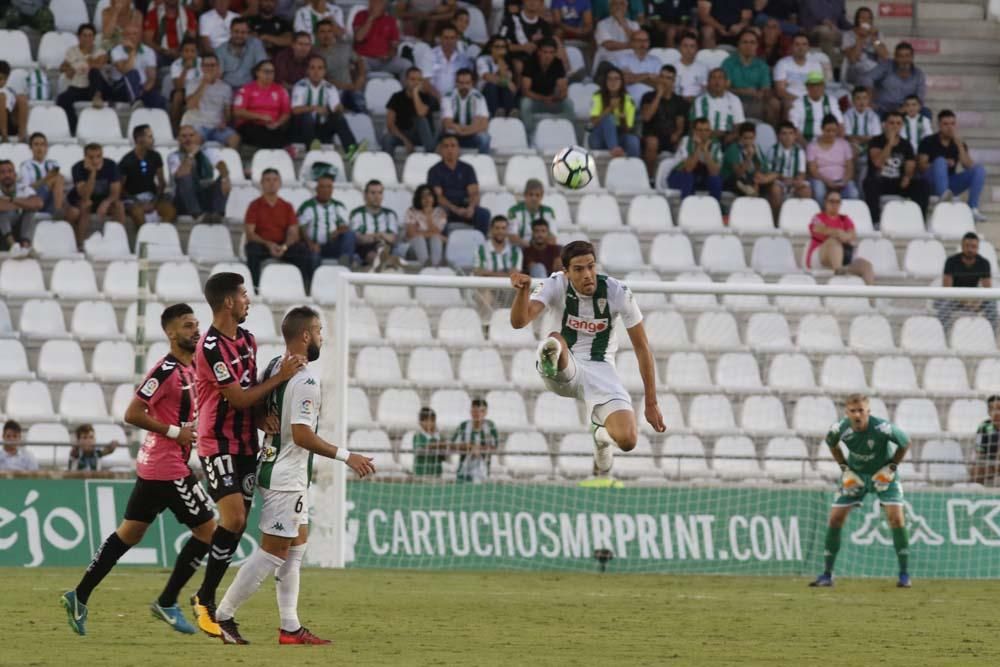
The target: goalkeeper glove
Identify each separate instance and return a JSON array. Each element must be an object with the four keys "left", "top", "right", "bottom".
[
  {"left": 840, "top": 465, "right": 865, "bottom": 496},
  {"left": 873, "top": 463, "right": 897, "bottom": 492}
]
